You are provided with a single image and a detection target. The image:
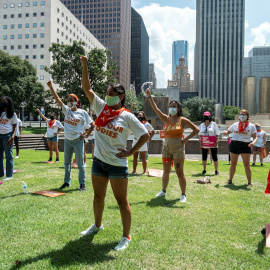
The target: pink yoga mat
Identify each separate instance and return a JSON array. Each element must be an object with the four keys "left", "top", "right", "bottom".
[{"left": 4, "top": 169, "right": 19, "bottom": 174}]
